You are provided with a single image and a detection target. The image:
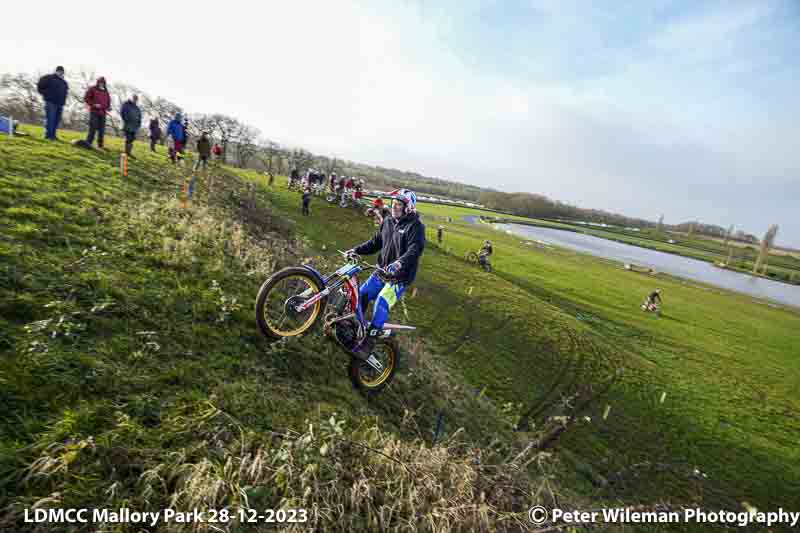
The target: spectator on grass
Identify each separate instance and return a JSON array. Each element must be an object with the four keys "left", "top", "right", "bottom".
[
  {"left": 302, "top": 186, "right": 312, "bottom": 216},
  {"left": 194, "top": 131, "right": 211, "bottom": 171},
  {"left": 212, "top": 143, "right": 222, "bottom": 163},
  {"left": 182, "top": 117, "right": 190, "bottom": 152},
  {"left": 166, "top": 112, "right": 186, "bottom": 164},
  {"left": 437, "top": 225, "right": 443, "bottom": 244},
  {"left": 83, "top": 77, "right": 112, "bottom": 148},
  {"left": 148, "top": 118, "right": 161, "bottom": 151},
  {"left": 120, "top": 94, "right": 142, "bottom": 157},
  {"left": 37, "top": 66, "right": 69, "bottom": 141}
]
